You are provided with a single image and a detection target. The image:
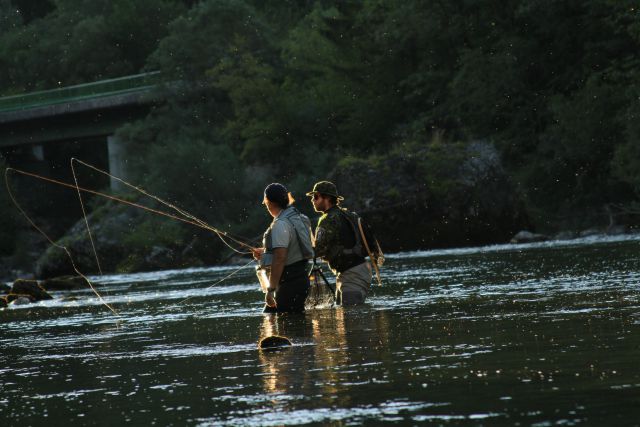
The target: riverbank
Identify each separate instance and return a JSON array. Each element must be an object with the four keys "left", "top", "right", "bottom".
[{"left": 2, "top": 141, "right": 638, "bottom": 282}]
